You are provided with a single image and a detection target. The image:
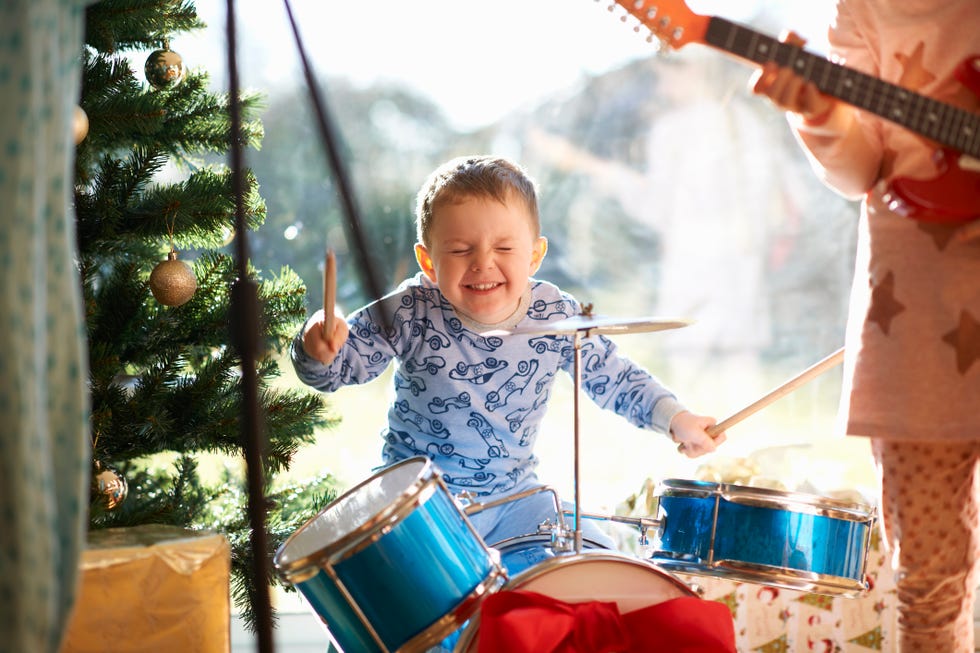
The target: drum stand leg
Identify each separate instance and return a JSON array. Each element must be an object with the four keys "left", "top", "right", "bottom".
[
  {"left": 569, "top": 327, "right": 664, "bottom": 554},
  {"left": 572, "top": 331, "right": 584, "bottom": 554}
]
